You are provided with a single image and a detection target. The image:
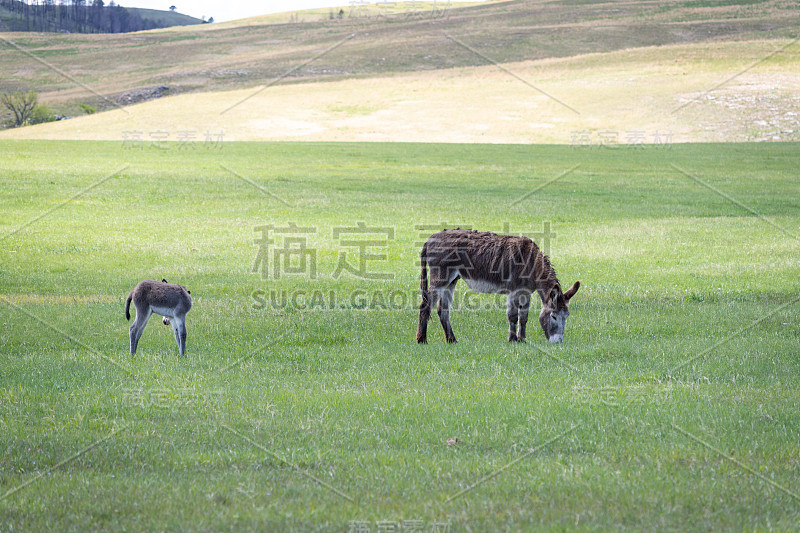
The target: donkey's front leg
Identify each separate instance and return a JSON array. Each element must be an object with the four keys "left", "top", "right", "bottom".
[
  {"left": 506, "top": 293, "right": 520, "bottom": 342},
  {"left": 516, "top": 292, "right": 531, "bottom": 342}
]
